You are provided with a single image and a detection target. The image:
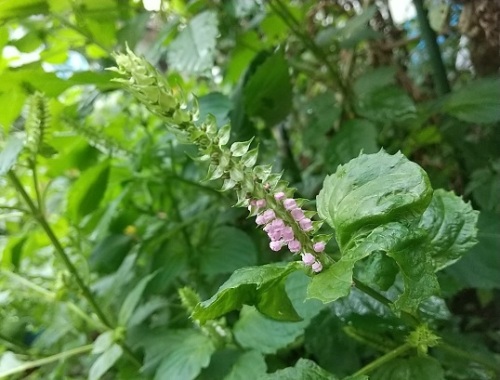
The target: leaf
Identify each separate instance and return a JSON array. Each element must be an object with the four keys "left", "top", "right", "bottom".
[
  {"left": 0, "top": 0, "right": 49, "bottom": 21},
  {"left": 88, "top": 343, "right": 123, "bottom": 380},
  {"left": 89, "top": 234, "right": 134, "bottom": 274},
  {"left": 233, "top": 272, "right": 324, "bottom": 354},
  {"left": 192, "top": 262, "right": 301, "bottom": 323},
  {"left": 198, "top": 93, "right": 232, "bottom": 127},
  {"left": 308, "top": 223, "right": 426, "bottom": 304},
  {"left": 356, "top": 85, "right": 416, "bottom": 123},
  {"left": 371, "top": 356, "right": 445, "bottom": 380},
  {"left": 230, "top": 138, "right": 254, "bottom": 157},
  {"left": 224, "top": 350, "right": 267, "bottom": 380},
  {"left": 118, "top": 272, "right": 157, "bottom": 326},
  {"left": 199, "top": 227, "right": 258, "bottom": 276},
  {"left": 243, "top": 52, "right": 292, "bottom": 126},
  {"left": 167, "top": 11, "right": 219, "bottom": 74},
  {"left": 418, "top": 189, "right": 479, "bottom": 270},
  {"left": 325, "top": 119, "right": 379, "bottom": 172},
  {"left": 67, "top": 159, "right": 110, "bottom": 222},
  {"left": 466, "top": 164, "right": 500, "bottom": 213},
  {"left": 140, "top": 329, "right": 215, "bottom": 380},
  {"left": 92, "top": 331, "right": 114, "bottom": 354},
  {"left": 447, "top": 212, "right": 500, "bottom": 289},
  {"left": 317, "top": 150, "right": 433, "bottom": 247},
  {"left": 259, "top": 358, "right": 337, "bottom": 380},
  {"left": 443, "top": 78, "right": 500, "bottom": 123},
  {"left": 0, "top": 136, "right": 24, "bottom": 175}
]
